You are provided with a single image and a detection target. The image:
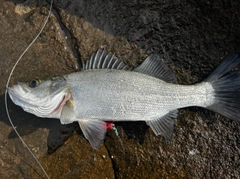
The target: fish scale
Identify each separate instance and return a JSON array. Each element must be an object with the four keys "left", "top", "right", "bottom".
[{"left": 65, "top": 69, "right": 210, "bottom": 121}]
